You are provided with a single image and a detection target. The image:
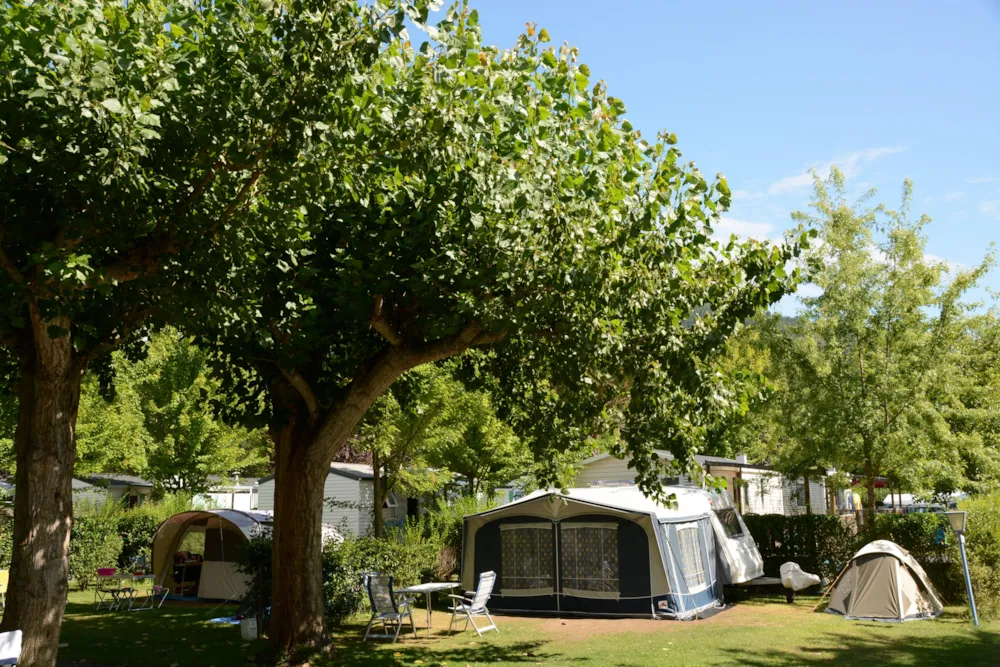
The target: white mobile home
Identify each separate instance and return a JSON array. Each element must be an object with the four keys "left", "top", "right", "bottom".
[
  {"left": 256, "top": 462, "right": 418, "bottom": 536},
  {"left": 576, "top": 451, "right": 830, "bottom": 517}
]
